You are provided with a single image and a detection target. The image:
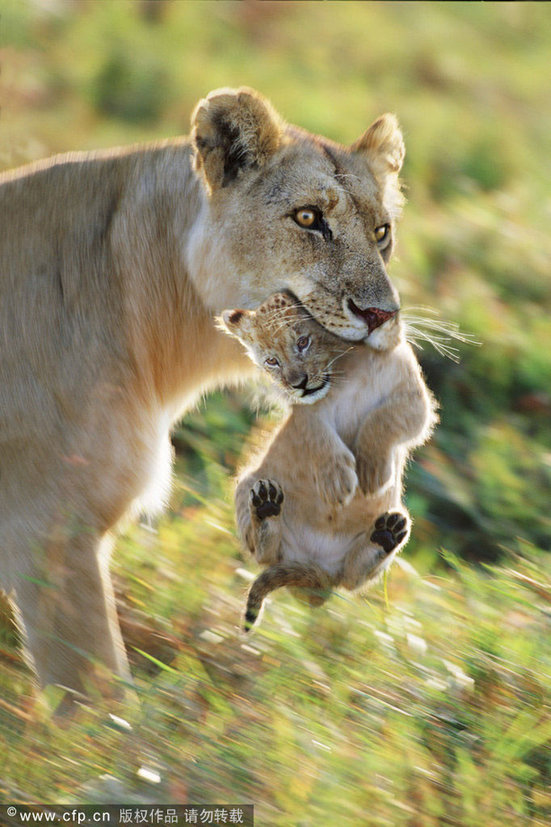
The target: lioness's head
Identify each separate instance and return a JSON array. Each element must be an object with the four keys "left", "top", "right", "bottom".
[{"left": 187, "top": 87, "right": 405, "bottom": 344}]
